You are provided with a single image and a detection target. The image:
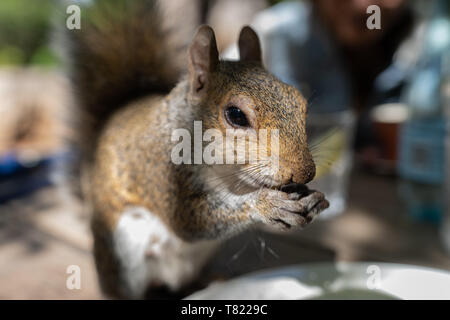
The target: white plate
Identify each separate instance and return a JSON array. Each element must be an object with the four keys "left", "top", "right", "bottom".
[{"left": 186, "top": 262, "right": 450, "bottom": 300}]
